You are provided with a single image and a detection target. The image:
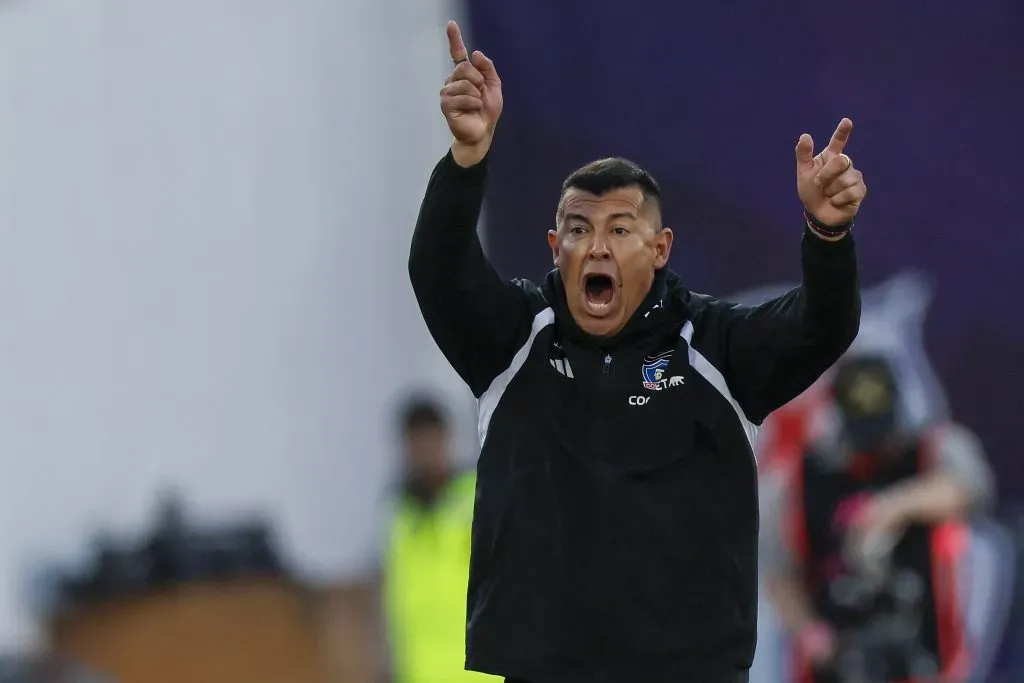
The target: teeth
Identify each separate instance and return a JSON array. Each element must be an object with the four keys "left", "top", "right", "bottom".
[{"left": 588, "top": 301, "right": 611, "bottom": 312}]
